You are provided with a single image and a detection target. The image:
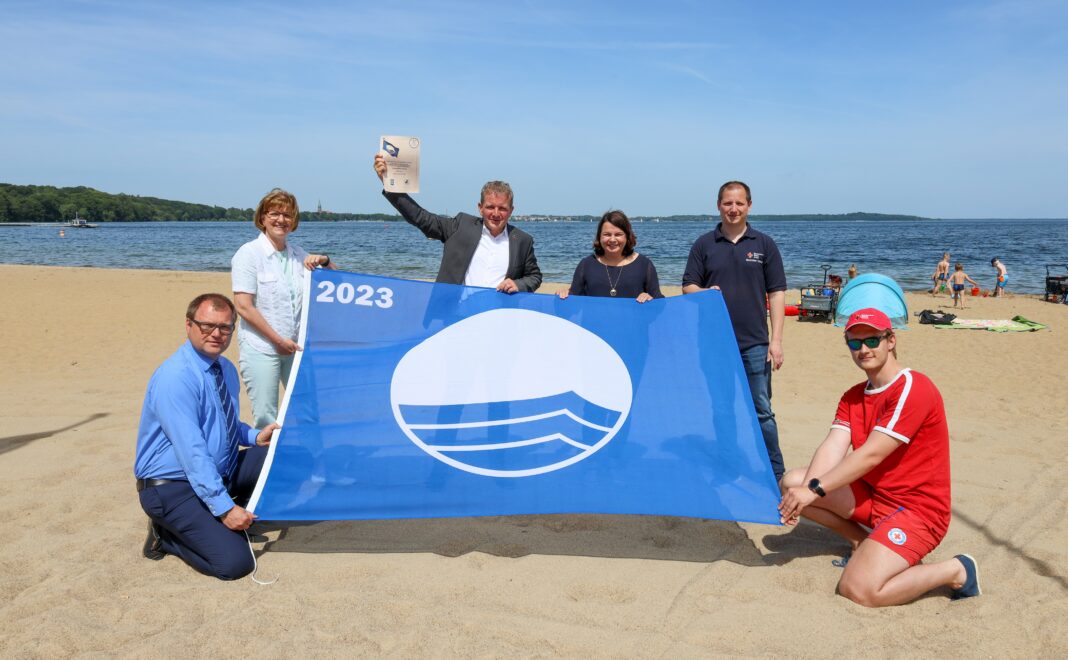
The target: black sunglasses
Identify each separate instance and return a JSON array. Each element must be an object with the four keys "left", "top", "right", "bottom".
[{"left": 845, "top": 334, "right": 890, "bottom": 351}]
